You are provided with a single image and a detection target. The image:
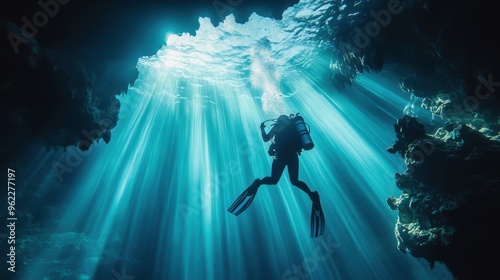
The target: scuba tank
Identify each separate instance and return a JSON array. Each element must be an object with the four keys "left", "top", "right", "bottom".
[
  {"left": 292, "top": 114, "right": 314, "bottom": 150},
  {"left": 262, "top": 113, "right": 314, "bottom": 158}
]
